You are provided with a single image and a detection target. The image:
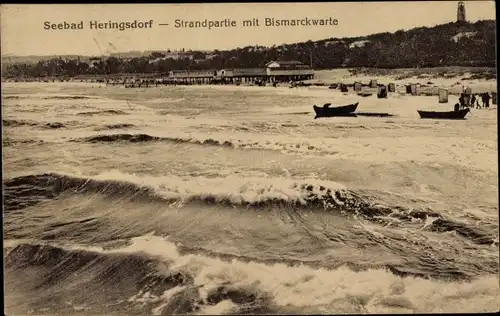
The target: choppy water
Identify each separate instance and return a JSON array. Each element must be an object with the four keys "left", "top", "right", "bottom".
[{"left": 2, "top": 82, "right": 499, "bottom": 315}]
